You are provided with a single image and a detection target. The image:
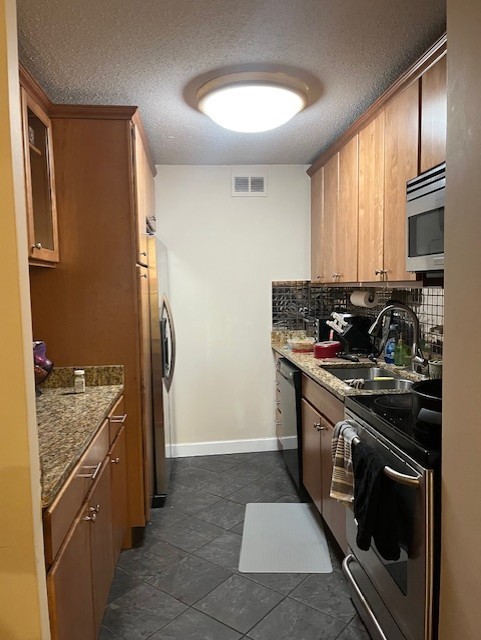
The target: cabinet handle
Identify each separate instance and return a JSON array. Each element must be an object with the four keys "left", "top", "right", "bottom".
[
  {"left": 314, "top": 422, "right": 327, "bottom": 431},
  {"left": 83, "top": 512, "right": 97, "bottom": 523},
  {"left": 140, "top": 273, "right": 148, "bottom": 279},
  {"left": 89, "top": 504, "right": 101, "bottom": 513},
  {"left": 140, "top": 251, "right": 147, "bottom": 256},
  {"left": 109, "top": 414, "right": 127, "bottom": 424},
  {"left": 111, "top": 457, "right": 121, "bottom": 464},
  {"left": 375, "top": 269, "right": 387, "bottom": 275},
  {"left": 77, "top": 461, "right": 102, "bottom": 480},
  {"left": 32, "top": 242, "right": 43, "bottom": 250},
  {"left": 276, "top": 400, "right": 281, "bottom": 406}
]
